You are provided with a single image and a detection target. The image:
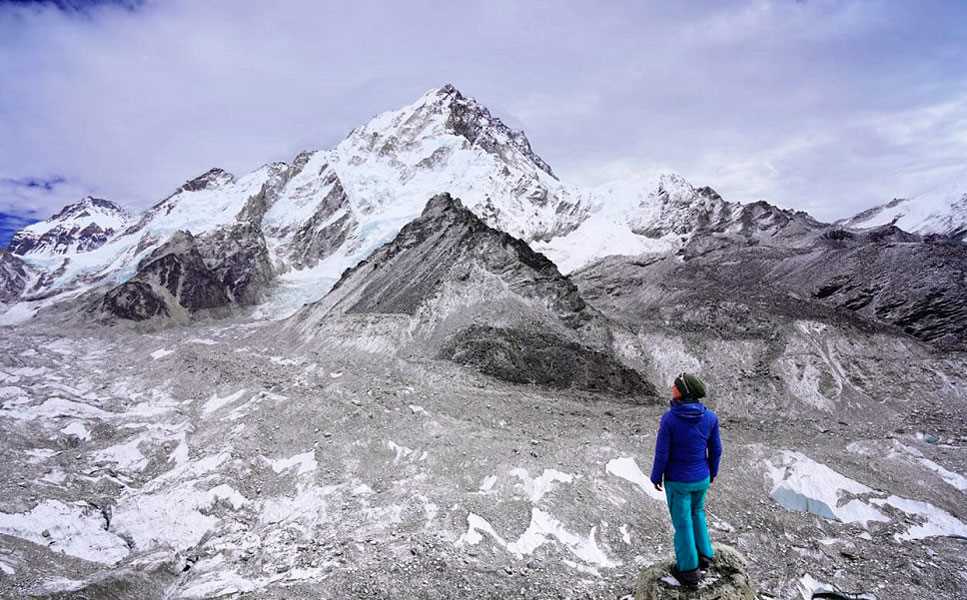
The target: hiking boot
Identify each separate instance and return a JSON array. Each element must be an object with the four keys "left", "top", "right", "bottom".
[
  {"left": 698, "top": 554, "right": 714, "bottom": 570},
  {"left": 671, "top": 566, "right": 702, "bottom": 588}
]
